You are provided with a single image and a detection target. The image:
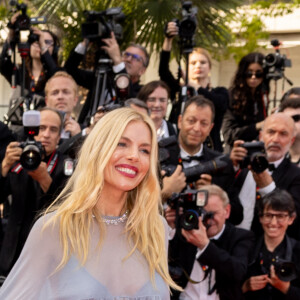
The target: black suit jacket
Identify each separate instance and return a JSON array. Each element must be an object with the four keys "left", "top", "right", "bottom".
[
  {"left": 0, "top": 151, "right": 69, "bottom": 275},
  {"left": 235, "top": 157, "right": 300, "bottom": 240},
  {"left": 169, "top": 223, "right": 255, "bottom": 300},
  {"left": 244, "top": 235, "right": 300, "bottom": 300},
  {"left": 161, "top": 143, "right": 243, "bottom": 224}
]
